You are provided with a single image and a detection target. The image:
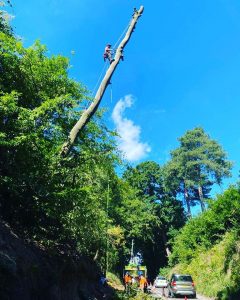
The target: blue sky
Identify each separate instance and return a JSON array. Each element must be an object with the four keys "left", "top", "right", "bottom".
[{"left": 9, "top": 0, "right": 240, "bottom": 192}]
